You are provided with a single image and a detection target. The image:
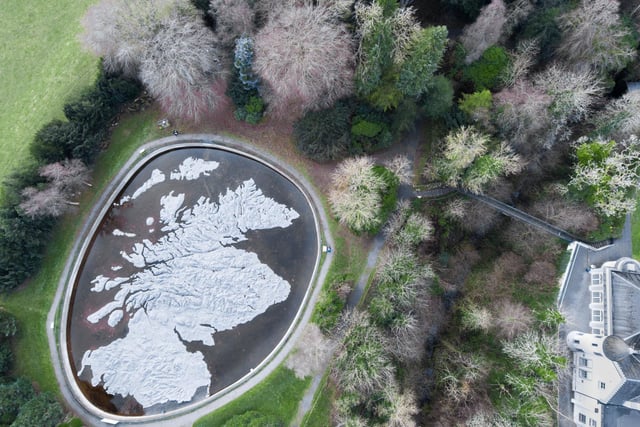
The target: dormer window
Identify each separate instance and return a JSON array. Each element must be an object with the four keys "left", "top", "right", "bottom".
[{"left": 599, "top": 381, "right": 606, "bottom": 389}]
